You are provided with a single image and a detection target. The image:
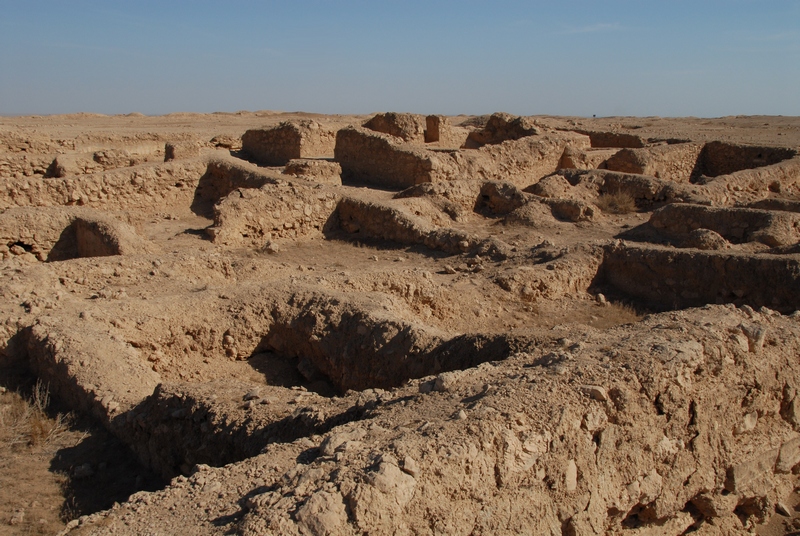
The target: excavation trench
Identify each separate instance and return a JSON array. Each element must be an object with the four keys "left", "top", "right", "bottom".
[
  {"left": 19, "top": 239, "right": 799, "bottom": 480},
  {"left": 19, "top": 284, "right": 537, "bottom": 478}
]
